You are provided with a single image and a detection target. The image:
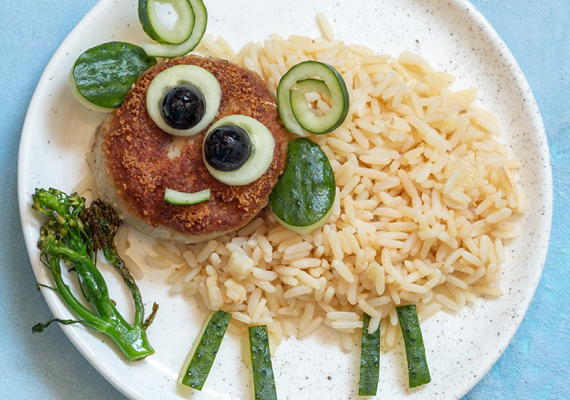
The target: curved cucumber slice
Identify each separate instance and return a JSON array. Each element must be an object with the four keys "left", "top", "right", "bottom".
[
  {"left": 71, "top": 42, "right": 157, "bottom": 111},
  {"left": 269, "top": 137, "right": 335, "bottom": 233},
  {"left": 164, "top": 188, "right": 210, "bottom": 205},
  {"left": 141, "top": 0, "right": 207, "bottom": 58},
  {"left": 138, "top": 0, "right": 194, "bottom": 45},
  {"left": 277, "top": 61, "right": 349, "bottom": 136},
  {"left": 203, "top": 115, "right": 275, "bottom": 186},
  {"left": 290, "top": 78, "right": 331, "bottom": 109},
  {"left": 146, "top": 65, "right": 221, "bottom": 137}
]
